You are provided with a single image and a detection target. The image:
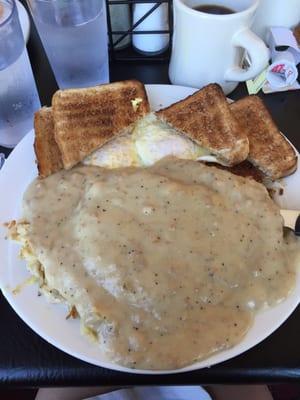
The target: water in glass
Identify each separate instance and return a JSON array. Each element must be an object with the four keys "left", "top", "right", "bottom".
[
  {"left": 27, "top": 0, "right": 109, "bottom": 89},
  {"left": 0, "top": 0, "right": 40, "bottom": 148}
]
